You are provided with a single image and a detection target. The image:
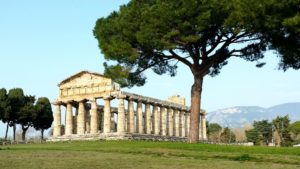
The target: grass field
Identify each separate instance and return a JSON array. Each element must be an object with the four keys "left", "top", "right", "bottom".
[{"left": 0, "top": 141, "right": 300, "bottom": 169}]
